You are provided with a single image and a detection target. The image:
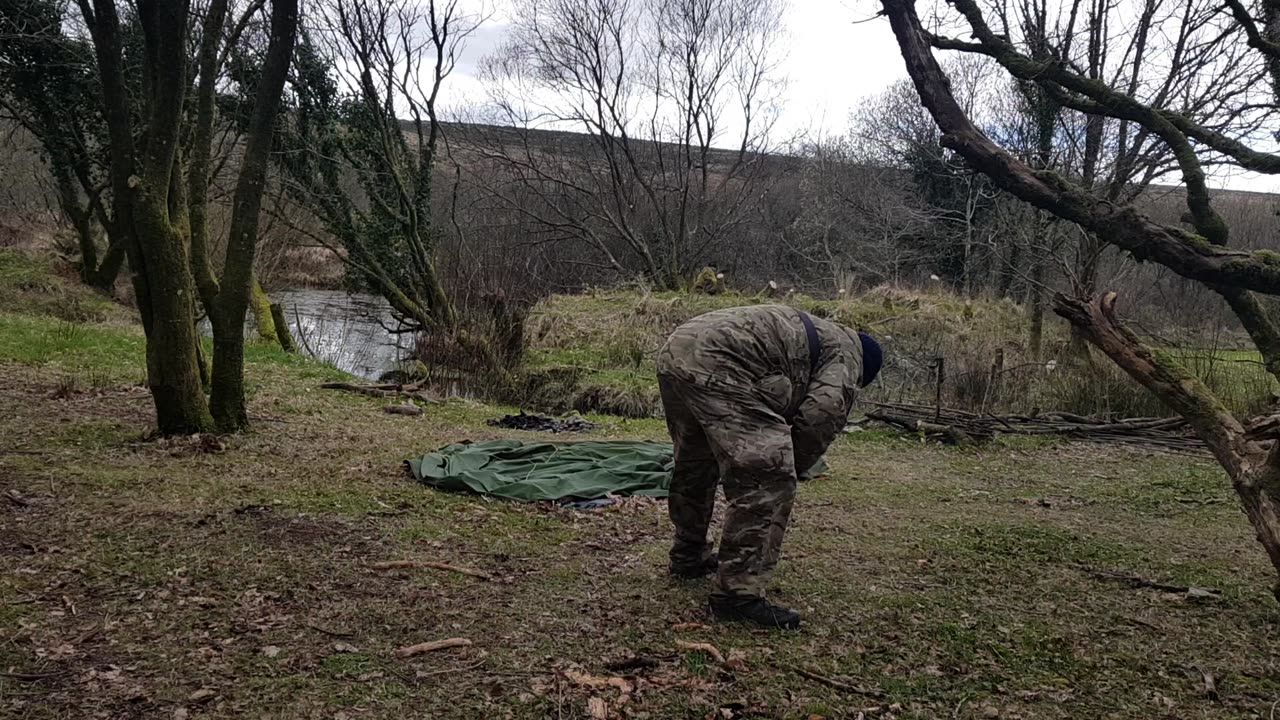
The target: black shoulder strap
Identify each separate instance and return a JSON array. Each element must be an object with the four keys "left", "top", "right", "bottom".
[{"left": 798, "top": 311, "right": 821, "bottom": 373}]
